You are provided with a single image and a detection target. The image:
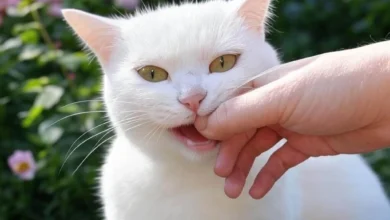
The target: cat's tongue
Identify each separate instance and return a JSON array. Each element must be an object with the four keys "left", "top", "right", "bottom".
[
  {"left": 179, "top": 125, "right": 209, "bottom": 142},
  {"left": 171, "top": 125, "right": 217, "bottom": 152}
]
